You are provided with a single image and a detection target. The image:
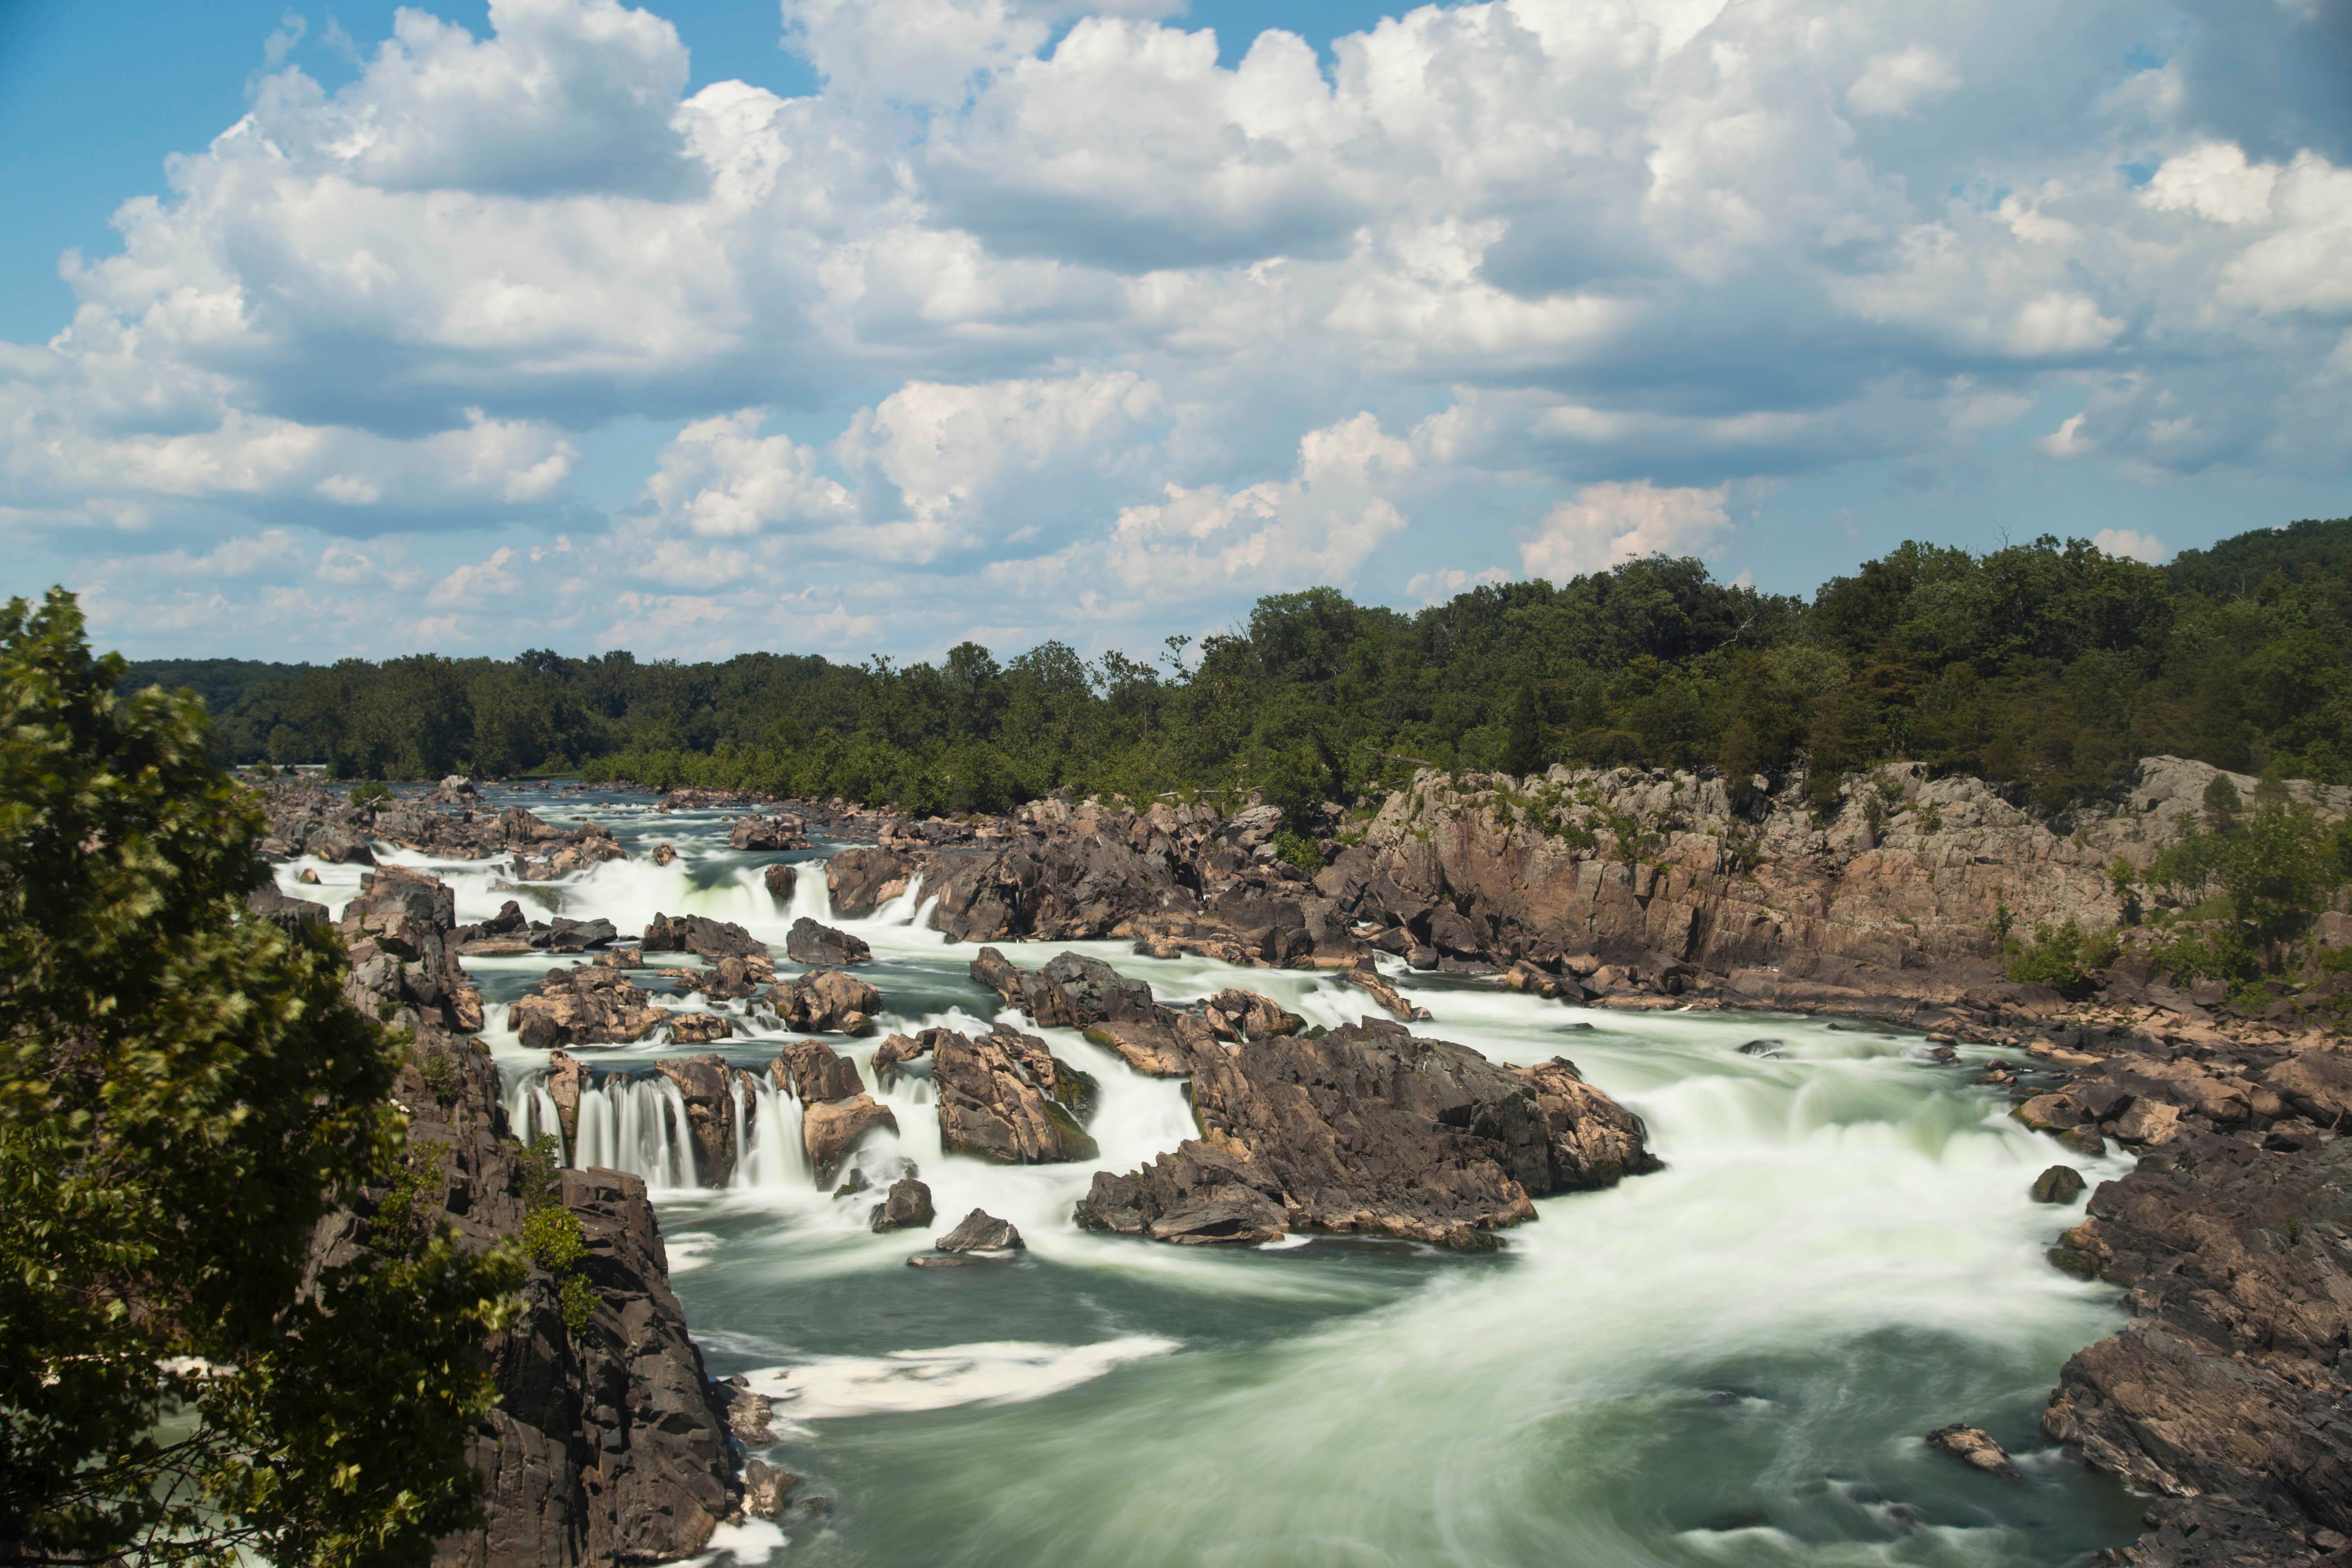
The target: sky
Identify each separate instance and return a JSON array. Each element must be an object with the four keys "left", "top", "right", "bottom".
[{"left": 0, "top": 0, "right": 2347, "bottom": 666}]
